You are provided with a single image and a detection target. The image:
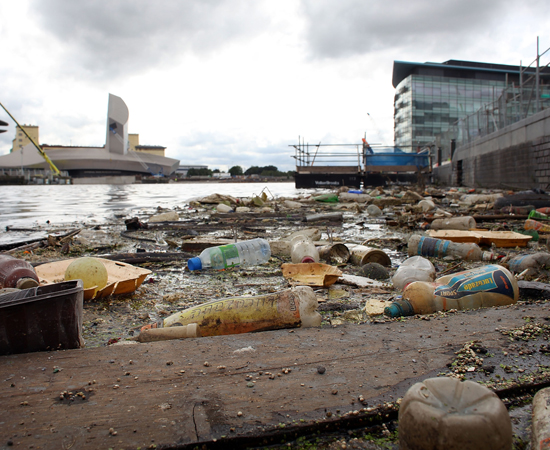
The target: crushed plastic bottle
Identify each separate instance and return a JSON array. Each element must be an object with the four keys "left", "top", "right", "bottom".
[
  {"left": 391, "top": 256, "right": 436, "bottom": 291},
  {"left": 187, "top": 238, "right": 271, "bottom": 271},
  {"left": 399, "top": 377, "right": 512, "bottom": 450},
  {"left": 384, "top": 264, "right": 518, "bottom": 317}
]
